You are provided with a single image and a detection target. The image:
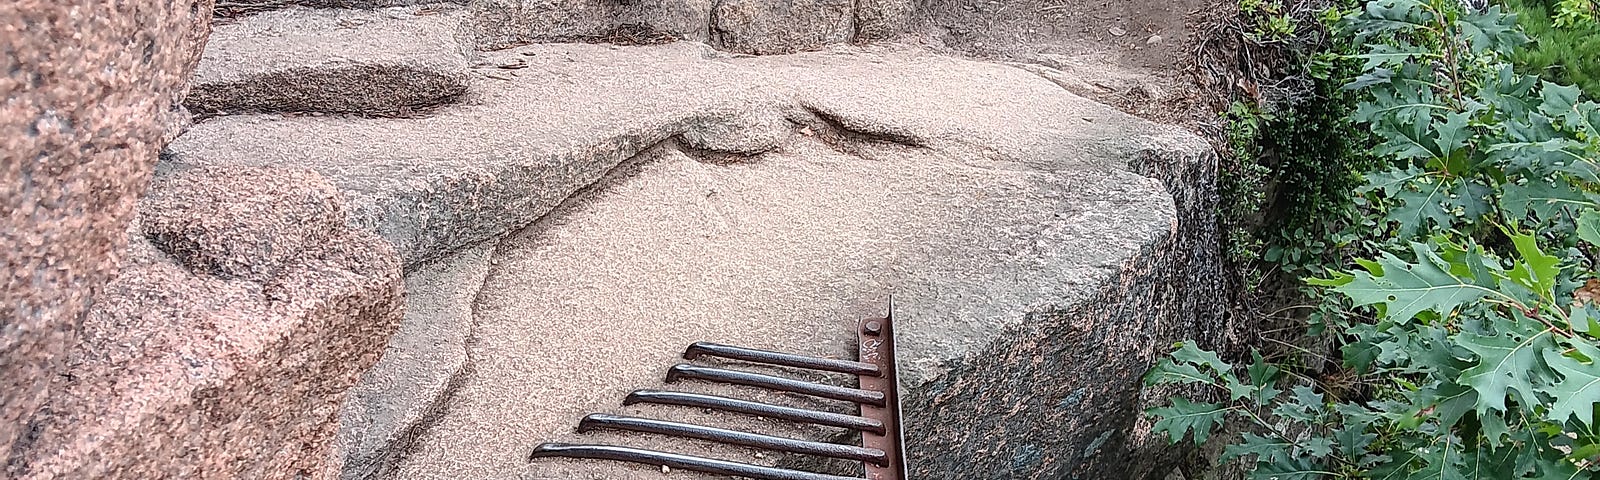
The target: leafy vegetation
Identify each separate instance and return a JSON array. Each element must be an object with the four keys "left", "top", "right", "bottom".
[
  {"left": 1218, "top": 0, "right": 1377, "bottom": 289},
  {"left": 1553, "top": 0, "right": 1599, "bottom": 27},
  {"left": 1150, "top": 0, "right": 1600, "bottom": 477},
  {"left": 1505, "top": 0, "right": 1600, "bottom": 95},
  {"left": 1240, "top": 0, "right": 1303, "bottom": 40}
]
